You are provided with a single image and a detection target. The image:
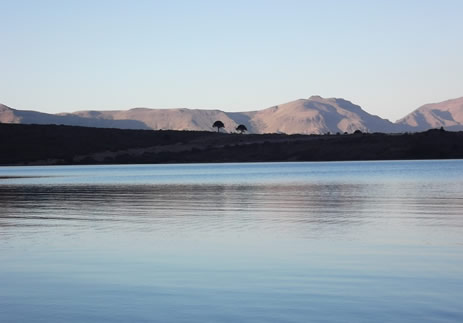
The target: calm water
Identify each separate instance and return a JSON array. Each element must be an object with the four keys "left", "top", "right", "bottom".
[{"left": 1, "top": 161, "right": 463, "bottom": 322}]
